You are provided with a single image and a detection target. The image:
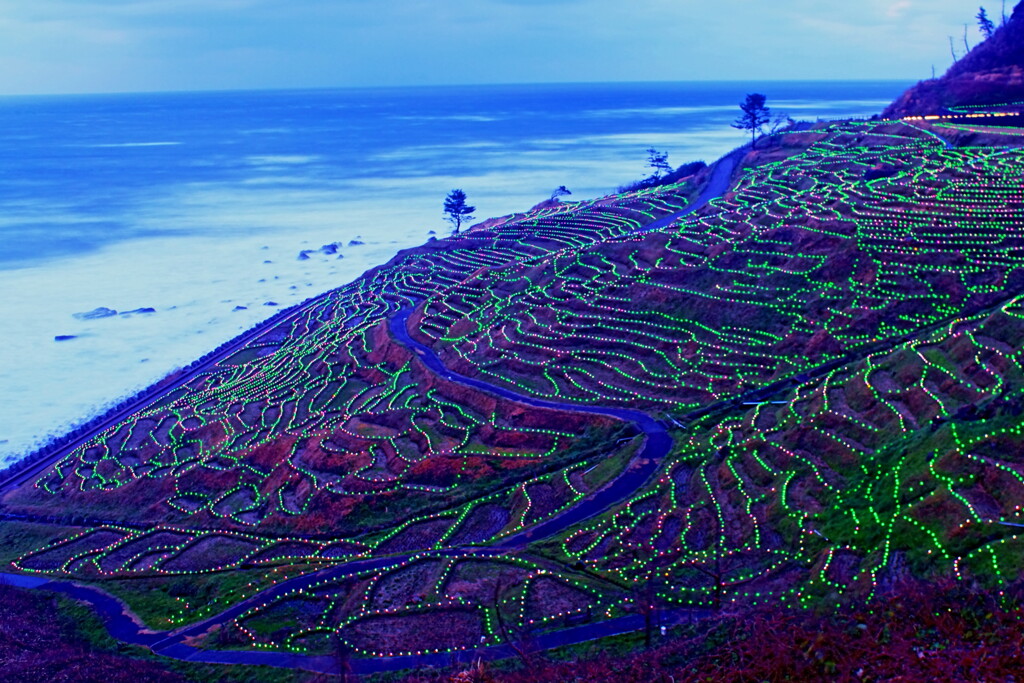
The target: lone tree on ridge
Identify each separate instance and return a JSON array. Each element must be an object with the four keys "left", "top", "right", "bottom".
[
  {"left": 732, "top": 93, "right": 771, "bottom": 149},
  {"left": 550, "top": 185, "right": 572, "bottom": 201},
  {"left": 646, "top": 148, "right": 672, "bottom": 178},
  {"left": 978, "top": 6, "right": 996, "bottom": 38},
  {"left": 443, "top": 188, "right": 475, "bottom": 234}
]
